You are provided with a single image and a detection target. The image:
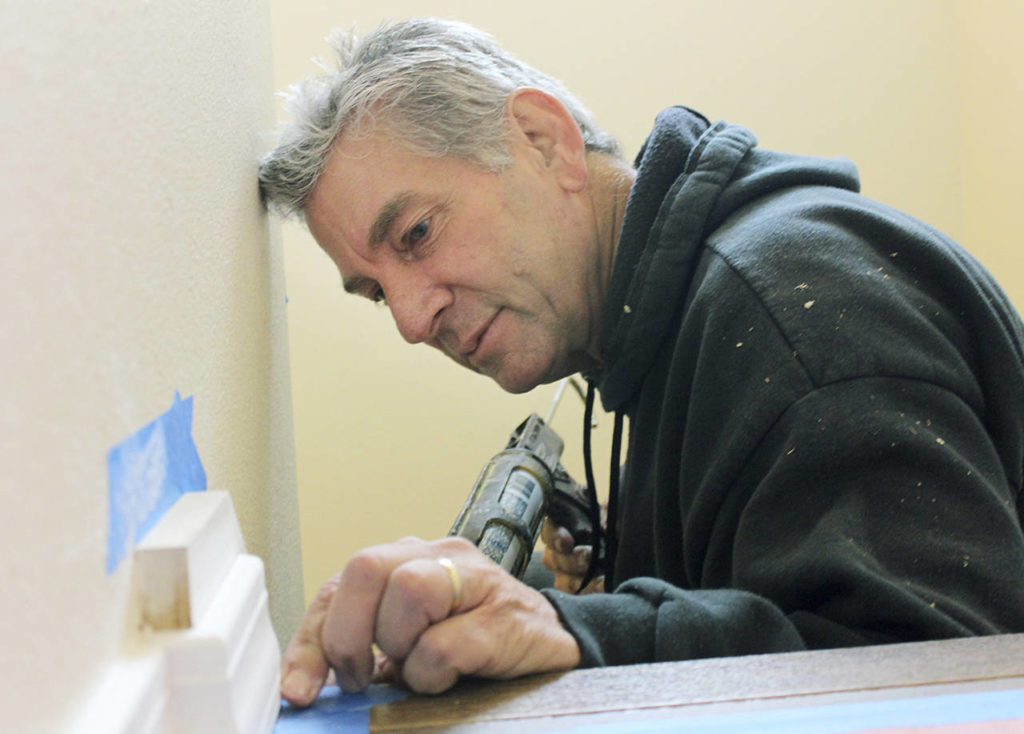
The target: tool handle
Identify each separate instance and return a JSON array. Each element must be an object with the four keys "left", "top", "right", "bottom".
[{"left": 547, "top": 467, "right": 601, "bottom": 554}]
